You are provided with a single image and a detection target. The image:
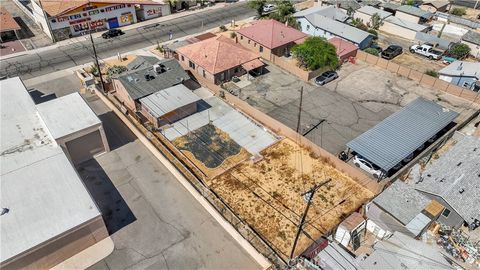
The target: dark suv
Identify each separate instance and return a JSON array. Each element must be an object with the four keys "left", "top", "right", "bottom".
[
  {"left": 102, "top": 29, "right": 124, "bottom": 39},
  {"left": 381, "top": 45, "right": 403, "bottom": 60}
]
